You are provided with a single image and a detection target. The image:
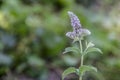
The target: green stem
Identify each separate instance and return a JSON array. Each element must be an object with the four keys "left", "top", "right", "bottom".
[
  {"left": 79, "top": 40, "right": 84, "bottom": 80},
  {"left": 81, "top": 55, "right": 84, "bottom": 66},
  {"left": 79, "top": 76, "right": 82, "bottom": 80},
  {"left": 79, "top": 40, "right": 83, "bottom": 66},
  {"left": 79, "top": 40, "right": 83, "bottom": 54}
]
